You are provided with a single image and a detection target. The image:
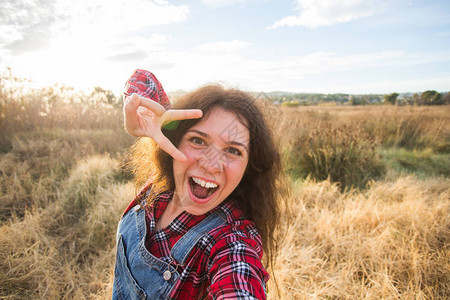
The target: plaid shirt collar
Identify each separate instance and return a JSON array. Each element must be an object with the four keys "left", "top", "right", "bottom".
[{"left": 146, "top": 191, "right": 243, "bottom": 237}]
